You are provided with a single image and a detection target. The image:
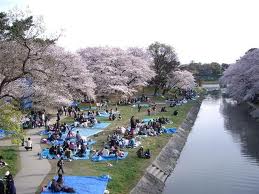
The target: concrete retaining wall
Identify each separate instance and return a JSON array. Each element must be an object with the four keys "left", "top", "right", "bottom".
[{"left": 130, "top": 101, "right": 202, "bottom": 194}]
